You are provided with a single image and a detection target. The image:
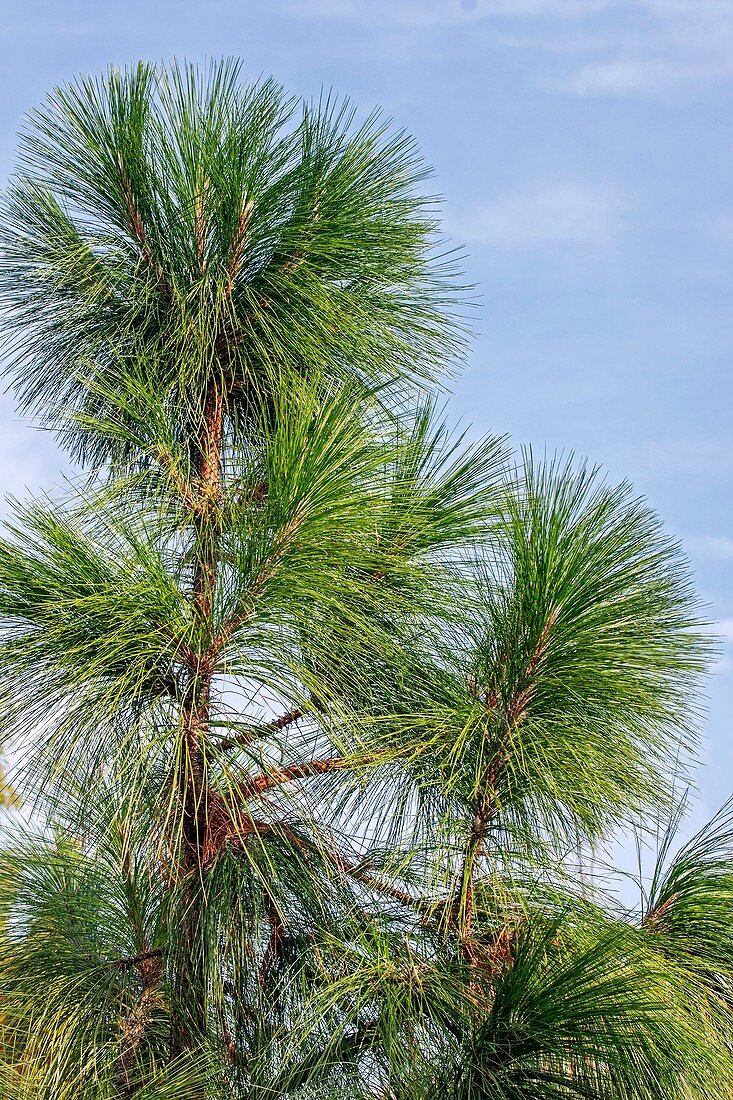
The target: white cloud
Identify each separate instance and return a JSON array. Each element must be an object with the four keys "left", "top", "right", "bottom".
[
  {"left": 460, "top": 0, "right": 611, "bottom": 13},
  {"left": 280, "top": 0, "right": 733, "bottom": 96},
  {"left": 0, "top": 396, "right": 63, "bottom": 511},
  {"left": 686, "top": 536, "right": 733, "bottom": 562},
  {"left": 608, "top": 438, "right": 733, "bottom": 479},
  {"left": 567, "top": 58, "right": 696, "bottom": 95},
  {"left": 454, "top": 184, "right": 622, "bottom": 248},
  {"left": 561, "top": 1, "right": 733, "bottom": 96},
  {"left": 566, "top": 53, "right": 733, "bottom": 96},
  {"left": 641, "top": 0, "right": 733, "bottom": 47},
  {"left": 284, "top": 0, "right": 613, "bottom": 25},
  {"left": 280, "top": 0, "right": 733, "bottom": 106},
  {"left": 712, "top": 618, "right": 733, "bottom": 676}
]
